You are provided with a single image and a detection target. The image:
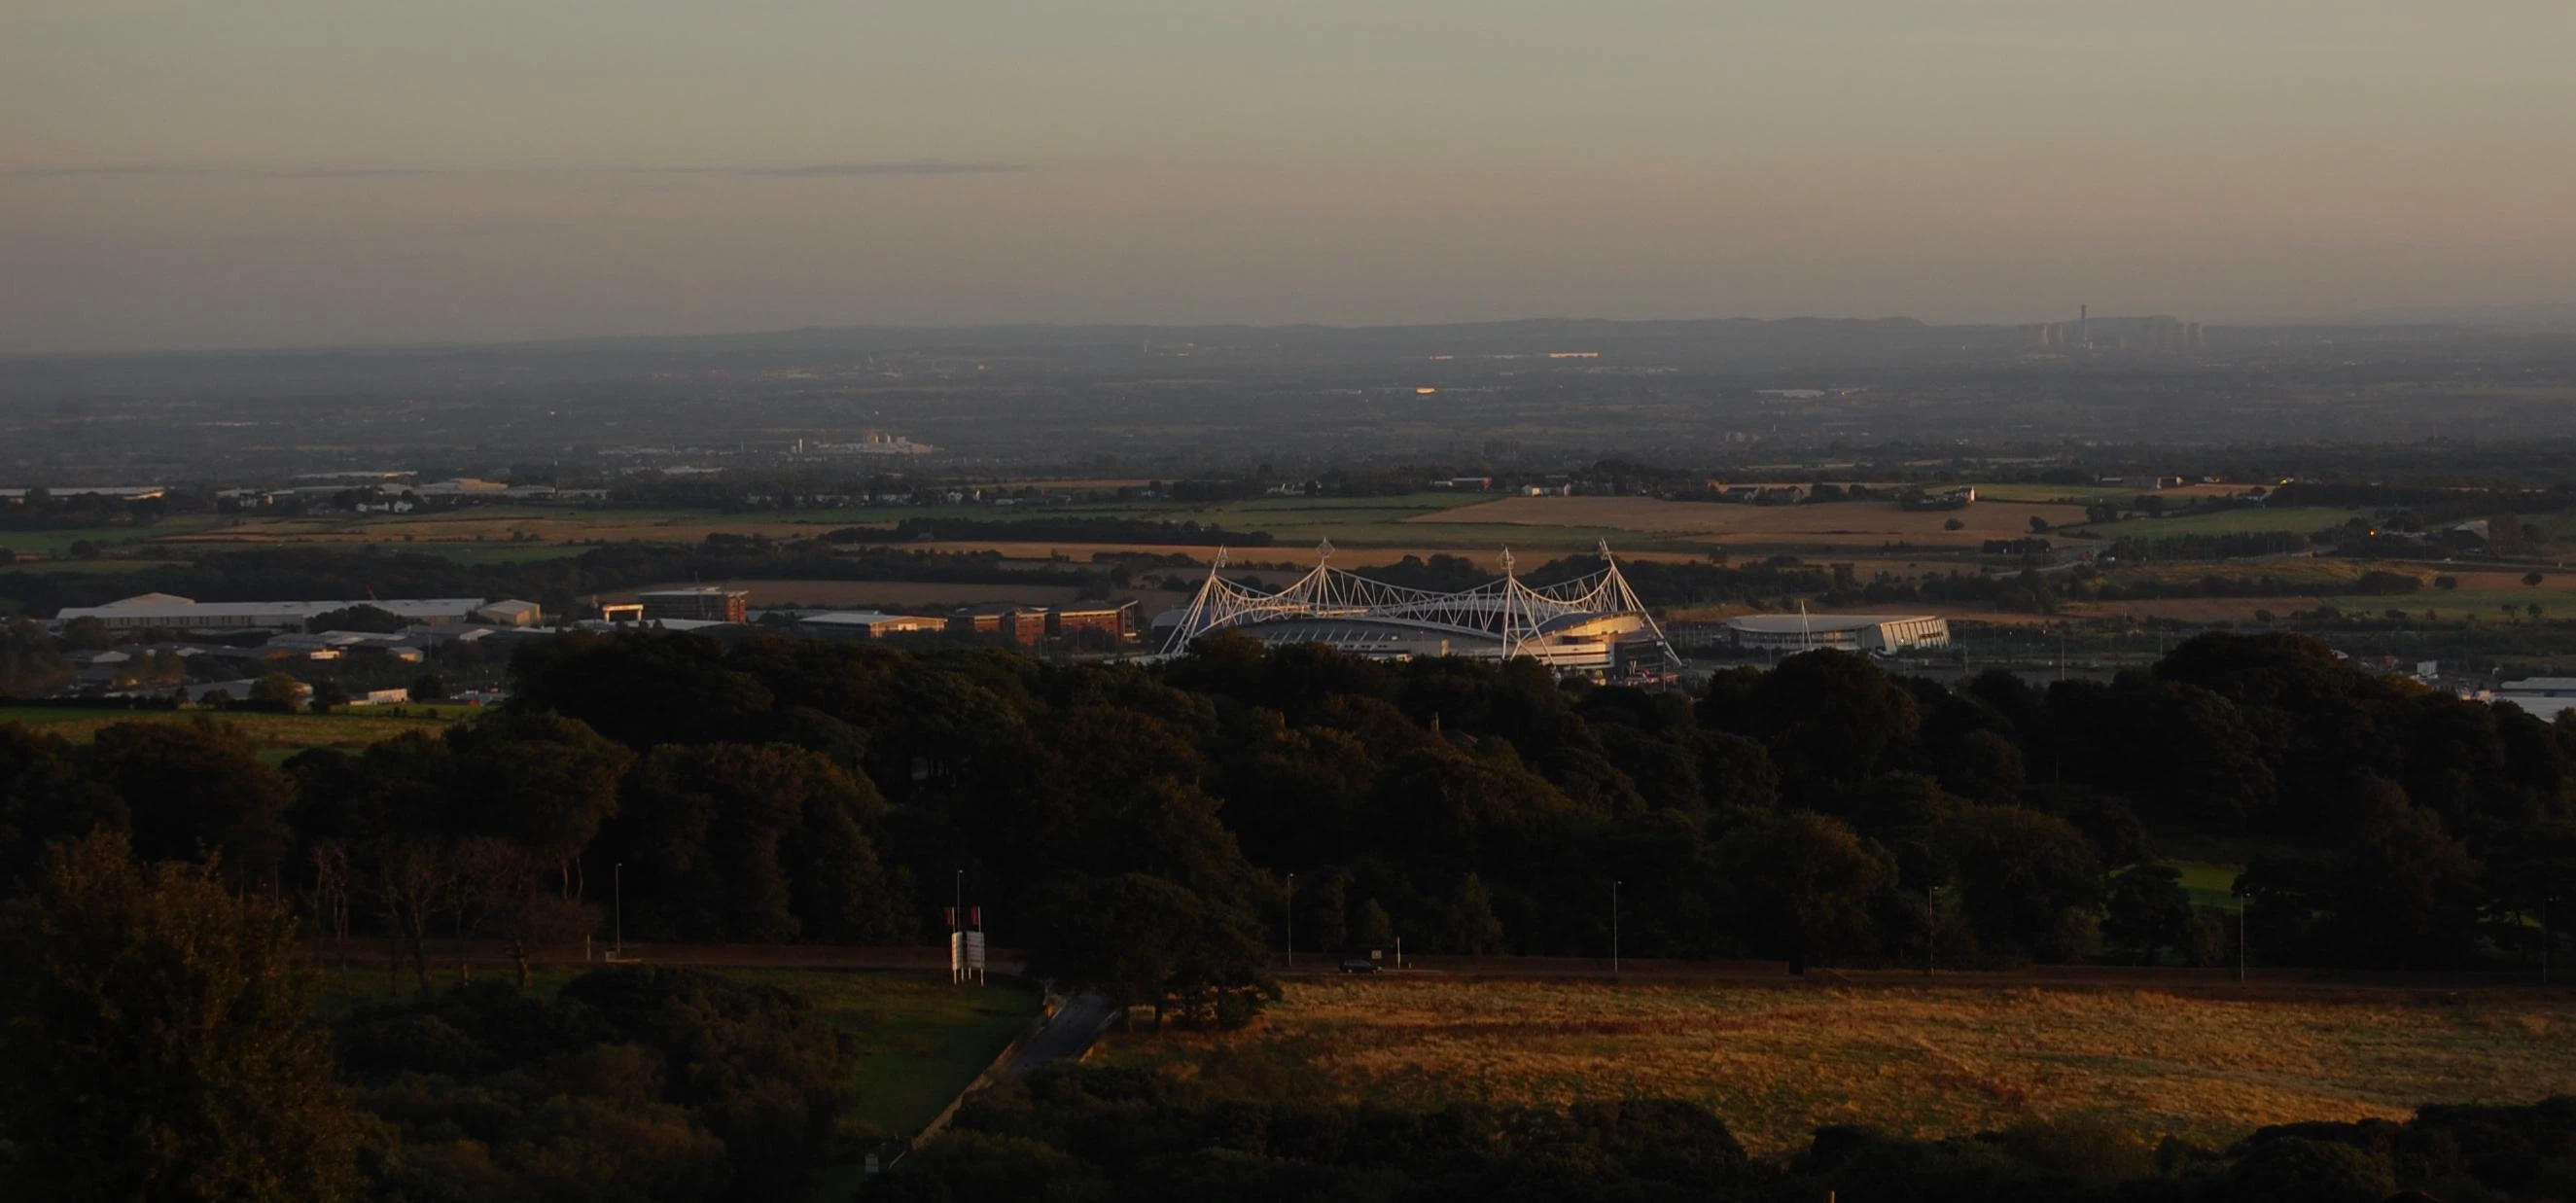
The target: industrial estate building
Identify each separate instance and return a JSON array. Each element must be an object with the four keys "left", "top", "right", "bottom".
[
  {"left": 1153, "top": 544, "right": 1676, "bottom": 674},
  {"left": 794, "top": 611, "right": 948, "bottom": 637},
  {"left": 1048, "top": 602, "right": 1136, "bottom": 640},
  {"left": 2492, "top": 678, "right": 2576, "bottom": 720},
  {"left": 1719, "top": 614, "right": 1951, "bottom": 654},
  {"left": 949, "top": 603, "right": 1049, "bottom": 644},
  {"left": 474, "top": 600, "right": 544, "bottom": 626},
  {"left": 638, "top": 587, "right": 751, "bottom": 623}
]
